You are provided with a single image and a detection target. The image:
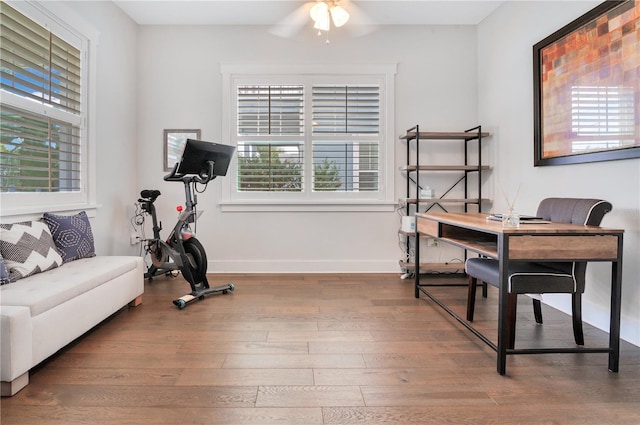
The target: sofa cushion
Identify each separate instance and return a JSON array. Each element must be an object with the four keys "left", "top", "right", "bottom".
[
  {"left": 0, "top": 255, "right": 15, "bottom": 285},
  {"left": 42, "top": 211, "right": 96, "bottom": 263},
  {"left": 0, "top": 221, "right": 63, "bottom": 281},
  {"left": 0, "top": 256, "right": 140, "bottom": 316}
]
